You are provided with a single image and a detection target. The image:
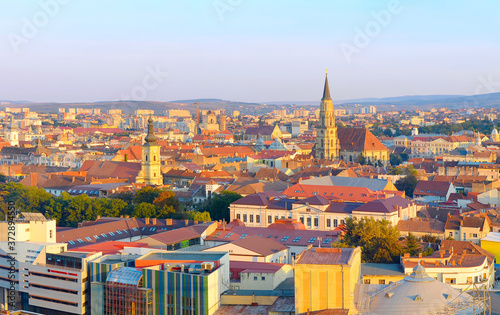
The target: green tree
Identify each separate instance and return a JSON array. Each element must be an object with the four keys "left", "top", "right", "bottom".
[
  {"left": 389, "top": 153, "right": 402, "bottom": 166},
  {"left": 134, "top": 186, "right": 162, "bottom": 204},
  {"left": 339, "top": 217, "right": 402, "bottom": 263},
  {"left": 422, "top": 247, "right": 434, "bottom": 256},
  {"left": 394, "top": 174, "right": 418, "bottom": 197},
  {"left": 422, "top": 234, "right": 439, "bottom": 243},
  {"left": 207, "top": 191, "right": 242, "bottom": 221},
  {"left": 355, "top": 154, "right": 366, "bottom": 165},
  {"left": 403, "top": 233, "right": 421, "bottom": 256},
  {"left": 134, "top": 202, "right": 156, "bottom": 218},
  {"left": 188, "top": 211, "right": 211, "bottom": 222}
]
